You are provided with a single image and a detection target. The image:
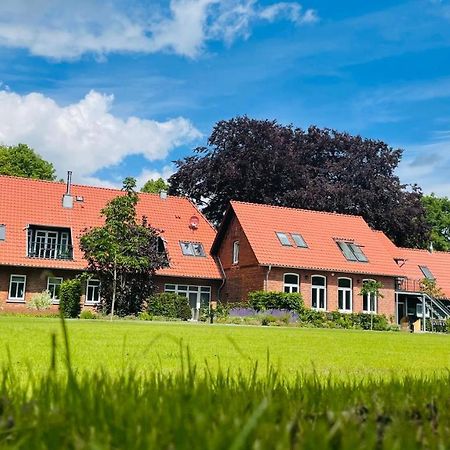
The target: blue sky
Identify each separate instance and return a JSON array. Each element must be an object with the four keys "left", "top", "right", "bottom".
[{"left": 0, "top": 0, "right": 449, "bottom": 195}]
